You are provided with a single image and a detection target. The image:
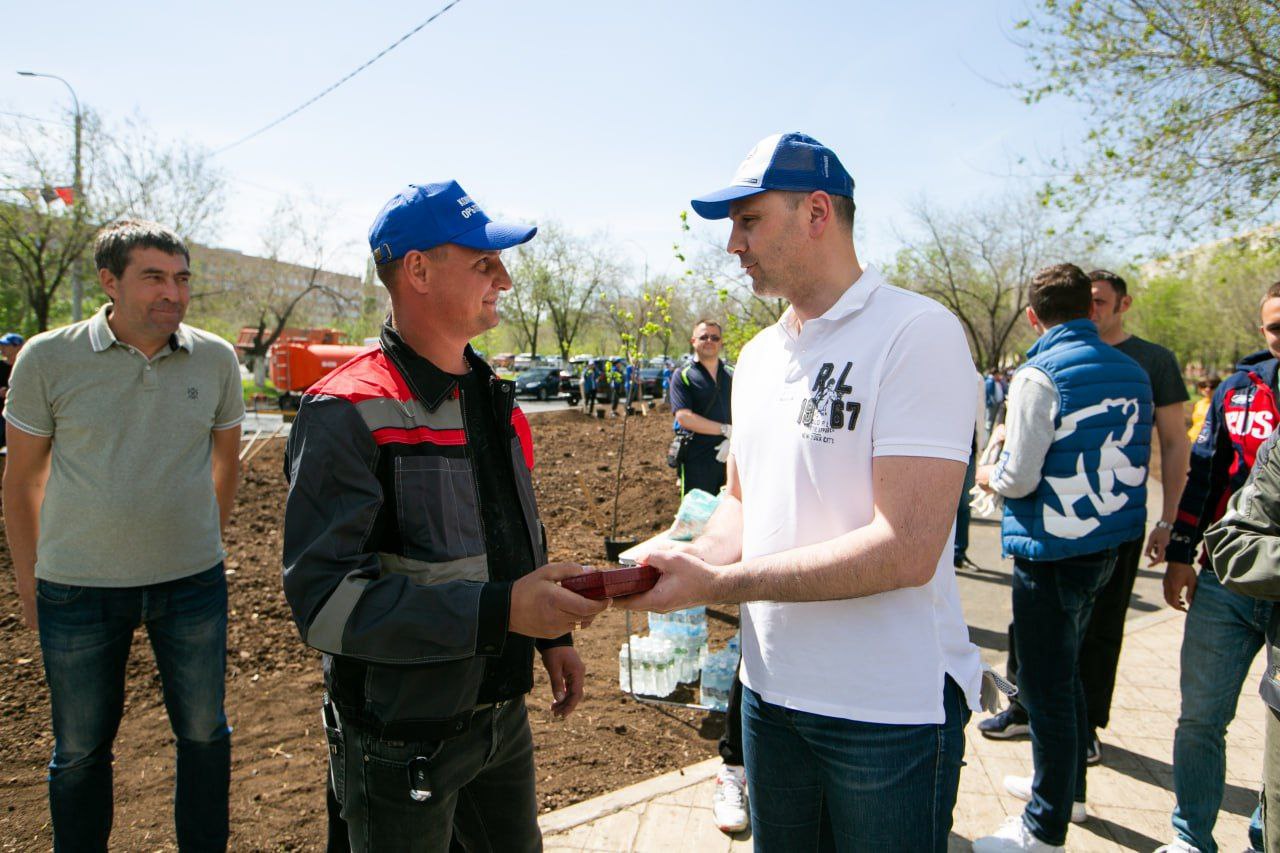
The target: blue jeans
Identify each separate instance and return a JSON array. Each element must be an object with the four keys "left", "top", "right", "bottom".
[
  {"left": 1012, "top": 549, "right": 1116, "bottom": 847},
  {"left": 1172, "top": 567, "right": 1272, "bottom": 853},
  {"left": 741, "top": 677, "right": 969, "bottom": 852},
  {"left": 37, "top": 564, "right": 231, "bottom": 853}
]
